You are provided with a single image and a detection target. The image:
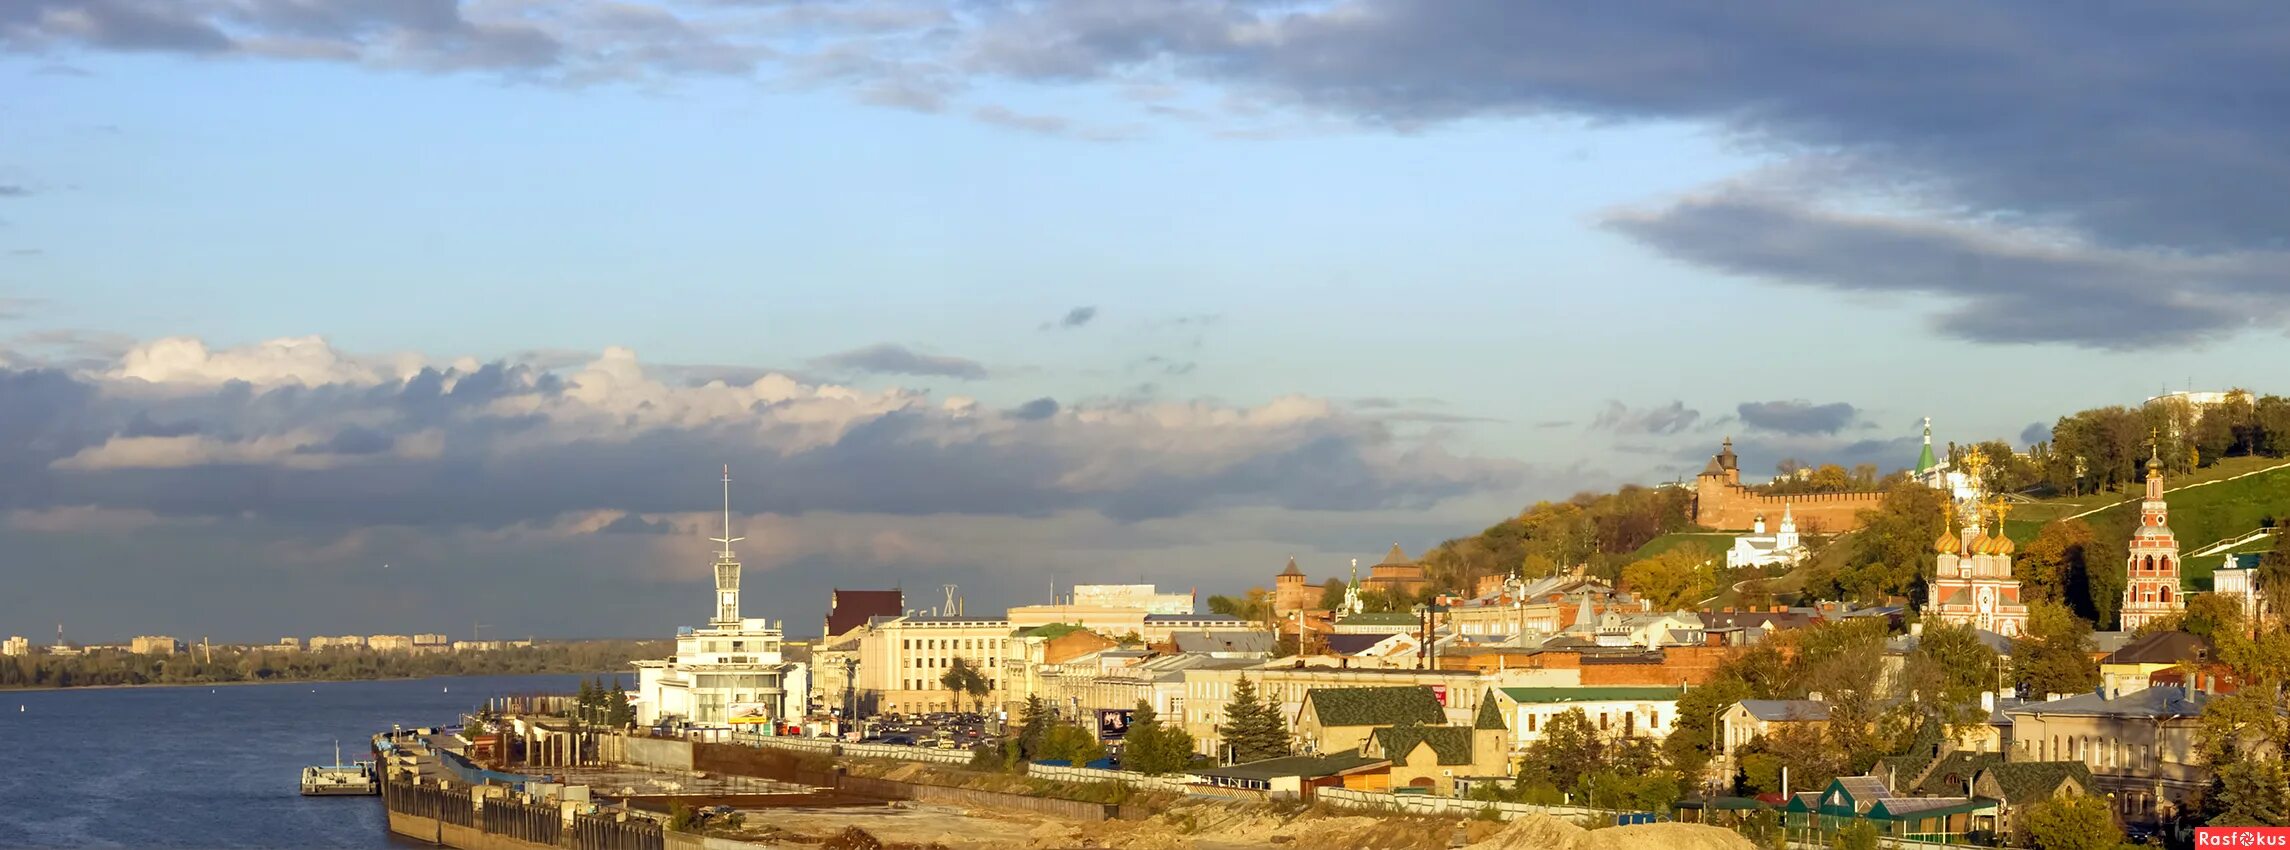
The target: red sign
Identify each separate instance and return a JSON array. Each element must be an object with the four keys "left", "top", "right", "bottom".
[{"left": 1429, "top": 685, "right": 1448, "bottom": 705}]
